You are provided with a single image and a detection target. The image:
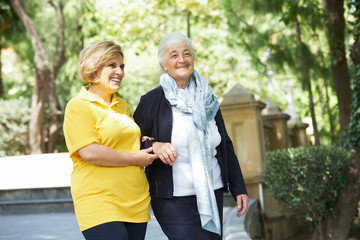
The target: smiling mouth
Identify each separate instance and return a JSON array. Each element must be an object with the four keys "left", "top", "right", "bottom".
[{"left": 110, "top": 78, "right": 121, "bottom": 83}]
